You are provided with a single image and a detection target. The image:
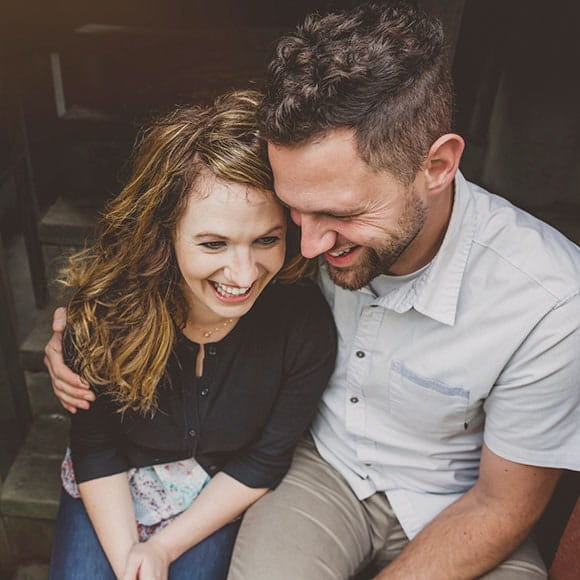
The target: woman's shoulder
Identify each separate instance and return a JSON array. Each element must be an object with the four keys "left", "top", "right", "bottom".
[
  {"left": 254, "top": 280, "right": 334, "bottom": 329},
  {"left": 260, "top": 280, "right": 326, "bottom": 310}
]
